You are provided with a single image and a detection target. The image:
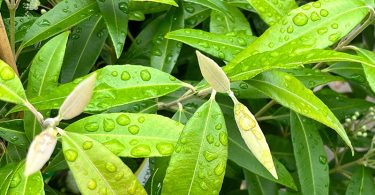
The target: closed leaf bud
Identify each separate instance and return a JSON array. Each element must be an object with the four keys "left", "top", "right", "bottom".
[
  {"left": 58, "top": 72, "right": 97, "bottom": 120},
  {"left": 196, "top": 51, "right": 231, "bottom": 93},
  {"left": 233, "top": 102, "right": 278, "bottom": 179},
  {"left": 24, "top": 127, "right": 58, "bottom": 176}
]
